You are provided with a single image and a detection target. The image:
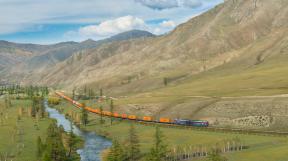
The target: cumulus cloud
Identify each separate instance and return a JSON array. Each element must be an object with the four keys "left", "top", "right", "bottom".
[
  {"left": 135, "top": 0, "right": 204, "bottom": 10},
  {"left": 0, "top": 0, "right": 223, "bottom": 43},
  {"left": 152, "top": 20, "right": 177, "bottom": 35},
  {"left": 160, "top": 20, "right": 176, "bottom": 28},
  {"left": 65, "top": 17, "right": 178, "bottom": 40},
  {"left": 78, "top": 16, "right": 147, "bottom": 37},
  {"left": 64, "top": 15, "right": 151, "bottom": 40}
]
